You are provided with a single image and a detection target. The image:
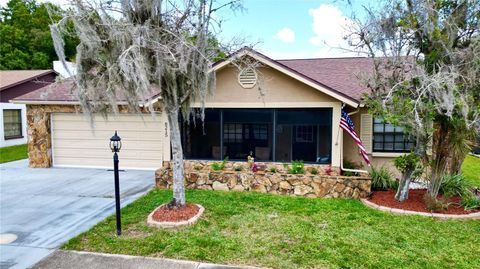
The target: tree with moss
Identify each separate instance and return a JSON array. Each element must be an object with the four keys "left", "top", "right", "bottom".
[
  {"left": 0, "top": 0, "right": 78, "bottom": 69},
  {"left": 347, "top": 0, "right": 479, "bottom": 201},
  {"left": 51, "top": 0, "right": 242, "bottom": 208}
]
